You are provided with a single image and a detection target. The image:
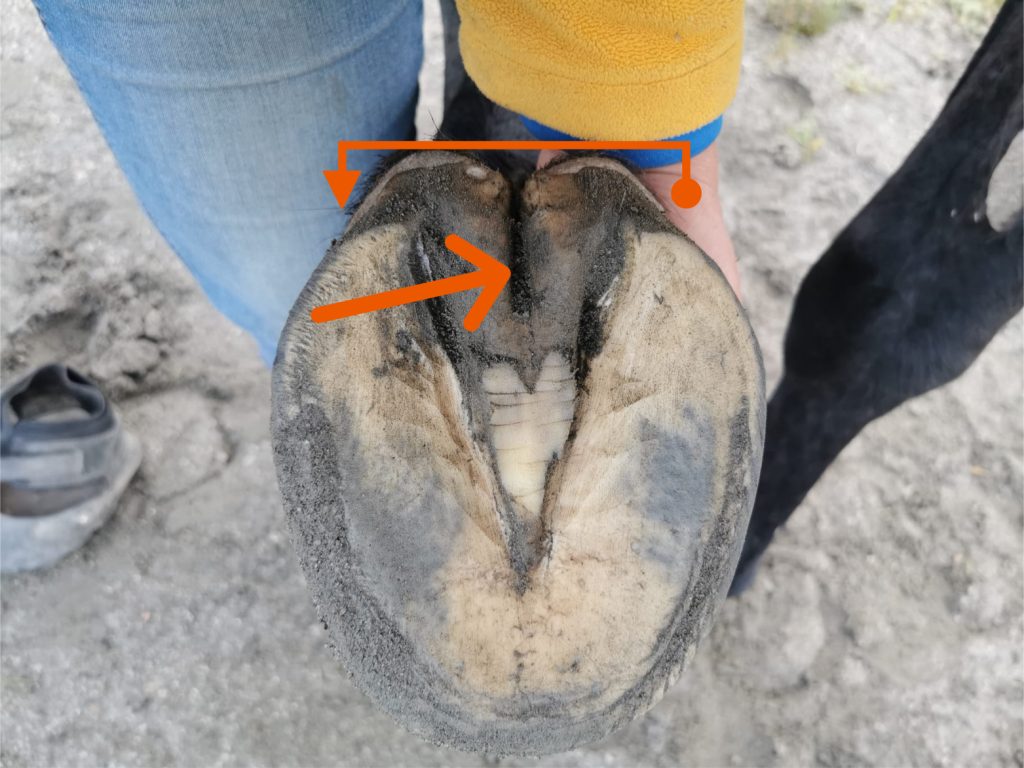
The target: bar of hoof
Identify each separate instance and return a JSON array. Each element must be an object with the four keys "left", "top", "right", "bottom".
[{"left": 272, "top": 152, "right": 765, "bottom": 755}]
